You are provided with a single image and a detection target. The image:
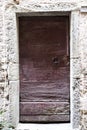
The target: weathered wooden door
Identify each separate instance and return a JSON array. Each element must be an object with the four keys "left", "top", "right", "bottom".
[{"left": 19, "top": 16, "right": 70, "bottom": 122}]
